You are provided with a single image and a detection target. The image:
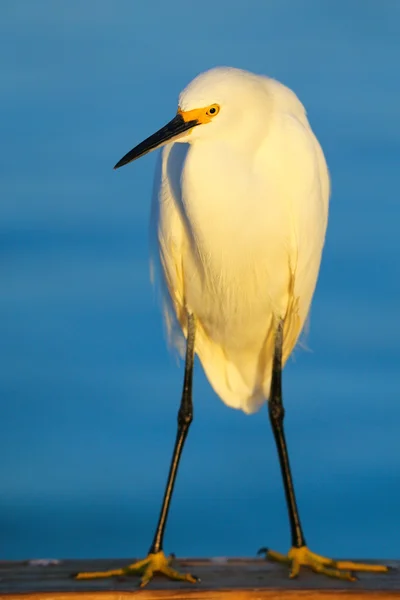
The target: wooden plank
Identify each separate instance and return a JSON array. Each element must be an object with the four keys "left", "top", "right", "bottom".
[{"left": 0, "top": 558, "right": 398, "bottom": 599}]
